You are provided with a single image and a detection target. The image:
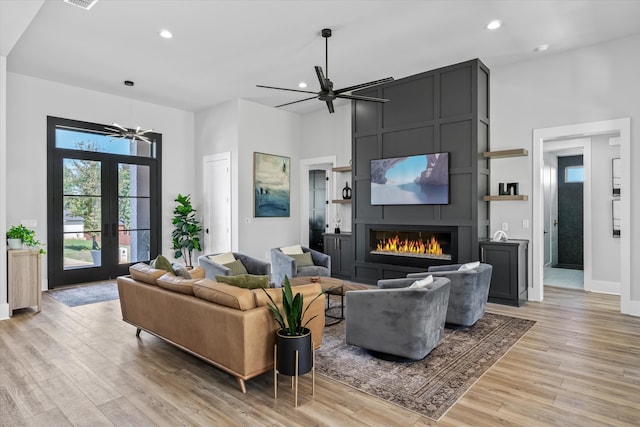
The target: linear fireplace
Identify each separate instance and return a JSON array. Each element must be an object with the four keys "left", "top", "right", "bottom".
[{"left": 365, "top": 225, "right": 458, "bottom": 268}]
